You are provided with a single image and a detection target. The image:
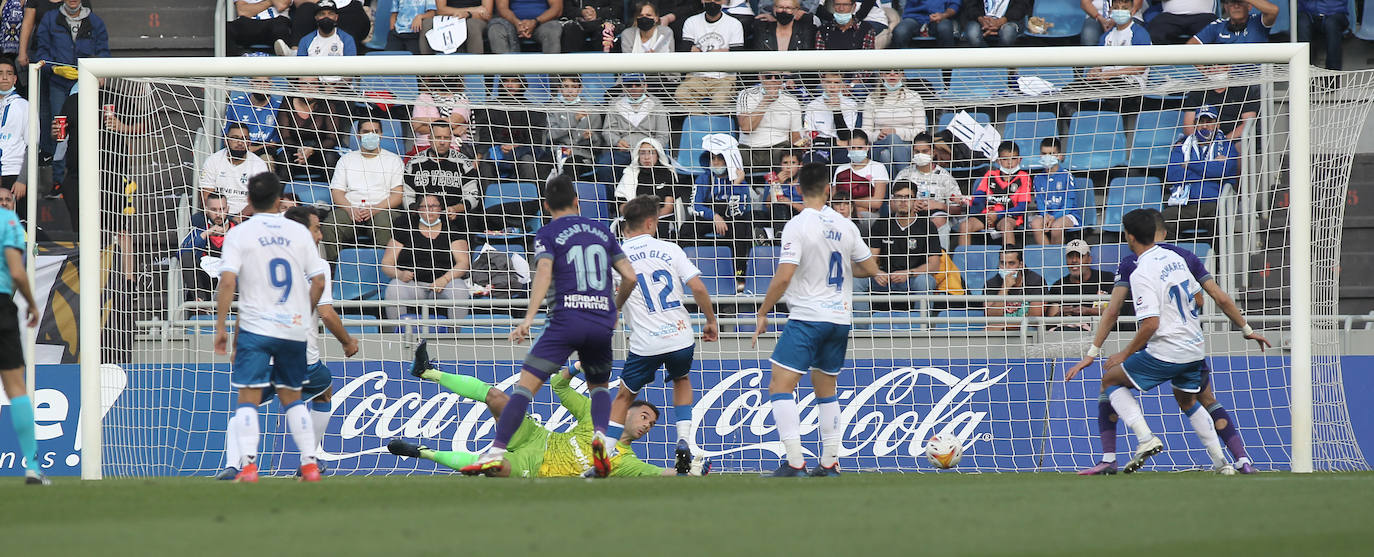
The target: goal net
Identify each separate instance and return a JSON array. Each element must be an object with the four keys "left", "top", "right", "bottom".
[{"left": 74, "top": 46, "right": 1369, "bottom": 477}]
